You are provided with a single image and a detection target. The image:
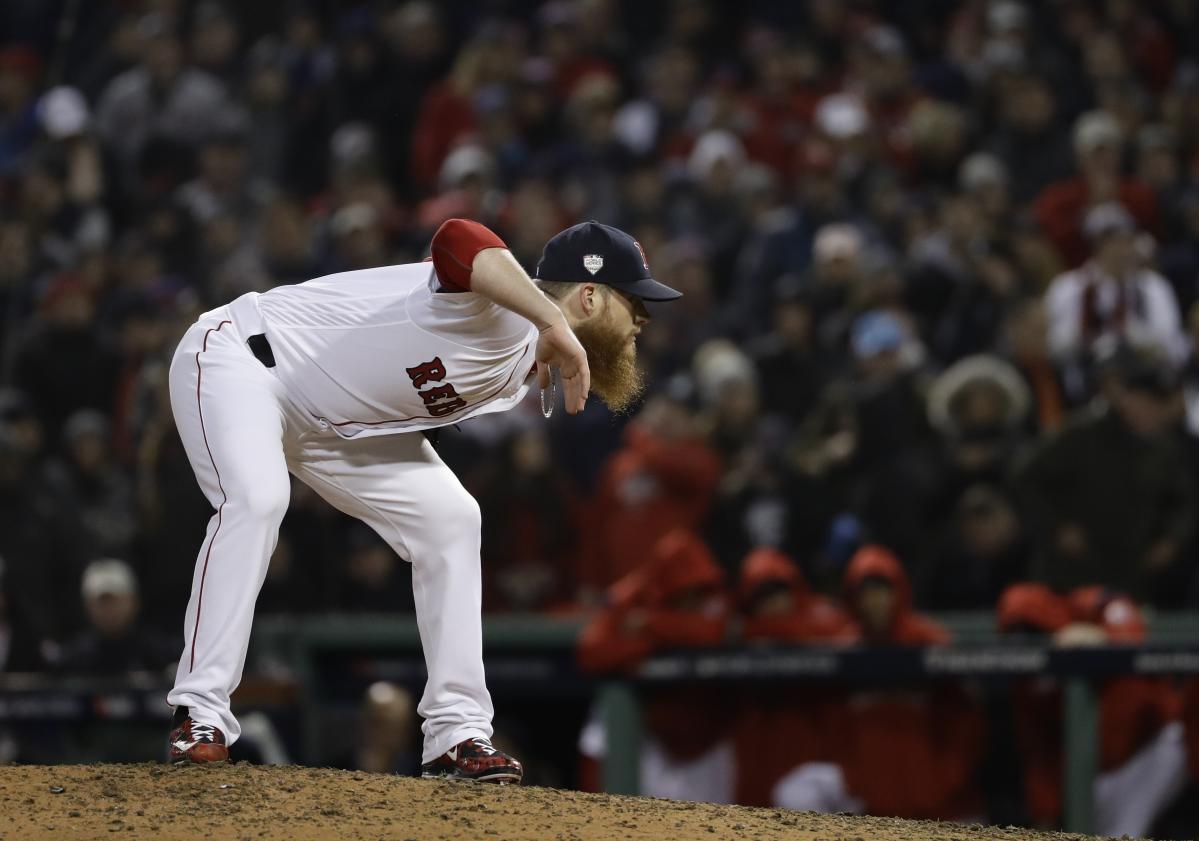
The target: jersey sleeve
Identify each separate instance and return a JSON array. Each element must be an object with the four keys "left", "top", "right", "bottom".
[{"left": 429, "top": 218, "right": 507, "bottom": 292}]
